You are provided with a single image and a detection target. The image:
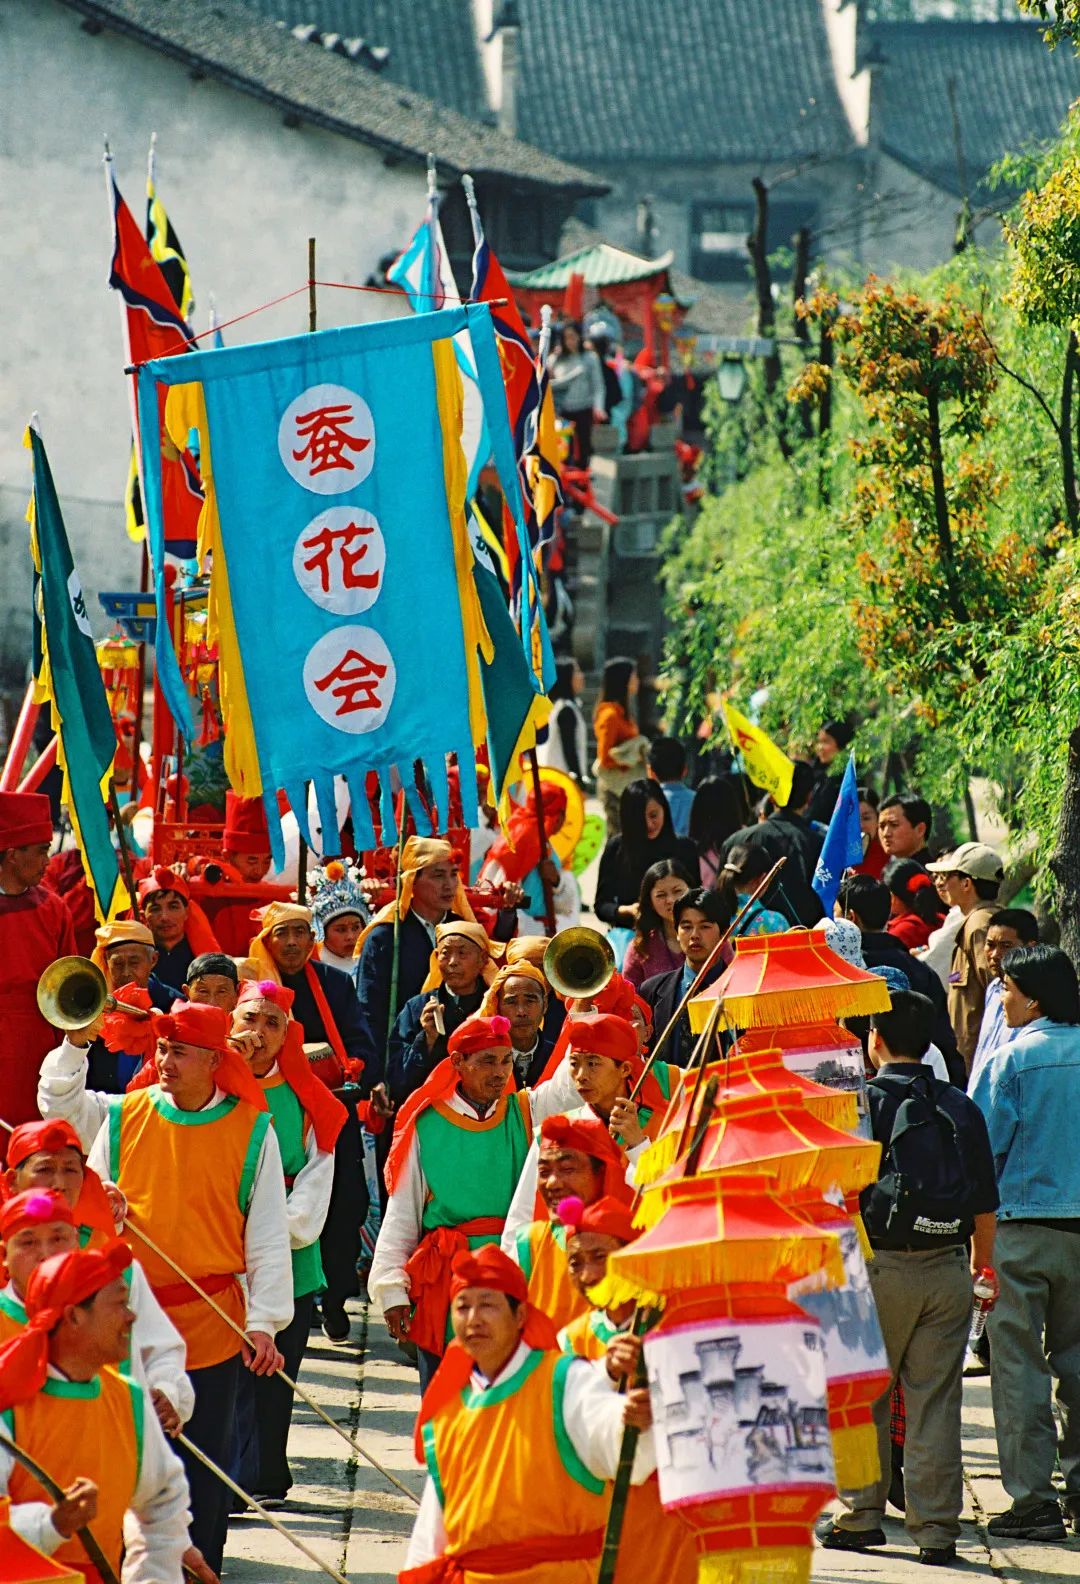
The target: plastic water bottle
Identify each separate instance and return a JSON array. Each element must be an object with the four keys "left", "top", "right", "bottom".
[{"left": 969, "top": 1267, "right": 996, "bottom": 1344}]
